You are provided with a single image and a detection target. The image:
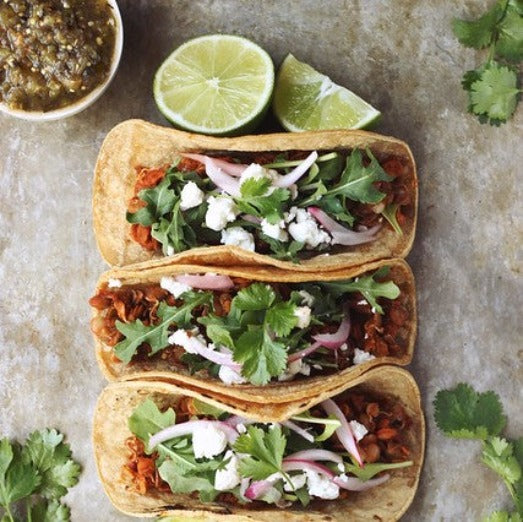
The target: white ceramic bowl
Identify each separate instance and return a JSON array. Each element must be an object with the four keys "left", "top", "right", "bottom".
[{"left": 0, "top": 0, "right": 123, "bottom": 122}]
